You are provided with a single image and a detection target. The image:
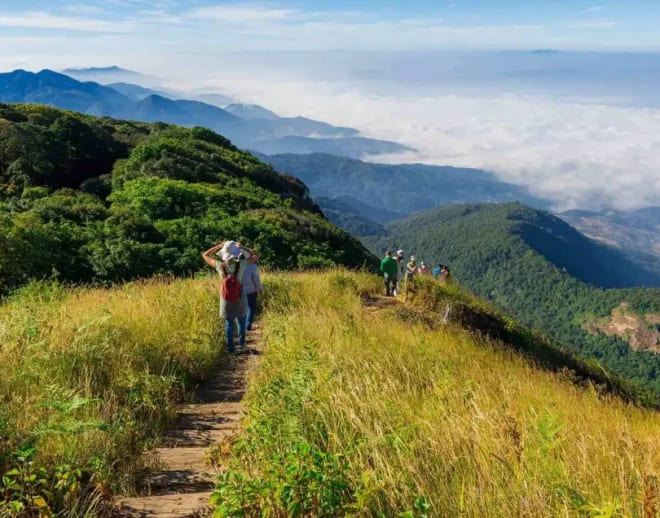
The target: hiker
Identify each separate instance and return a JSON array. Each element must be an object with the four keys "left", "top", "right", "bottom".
[
  {"left": 419, "top": 261, "right": 431, "bottom": 276},
  {"left": 394, "top": 249, "right": 405, "bottom": 296},
  {"left": 440, "top": 265, "right": 451, "bottom": 283},
  {"left": 202, "top": 240, "right": 255, "bottom": 353},
  {"left": 379, "top": 250, "right": 398, "bottom": 297},
  {"left": 243, "top": 254, "right": 263, "bottom": 331},
  {"left": 405, "top": 255, "right": 417, "bottom": 296},
  {"left": 432, "top": 264, "right": 442, "bottom": 278}
]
